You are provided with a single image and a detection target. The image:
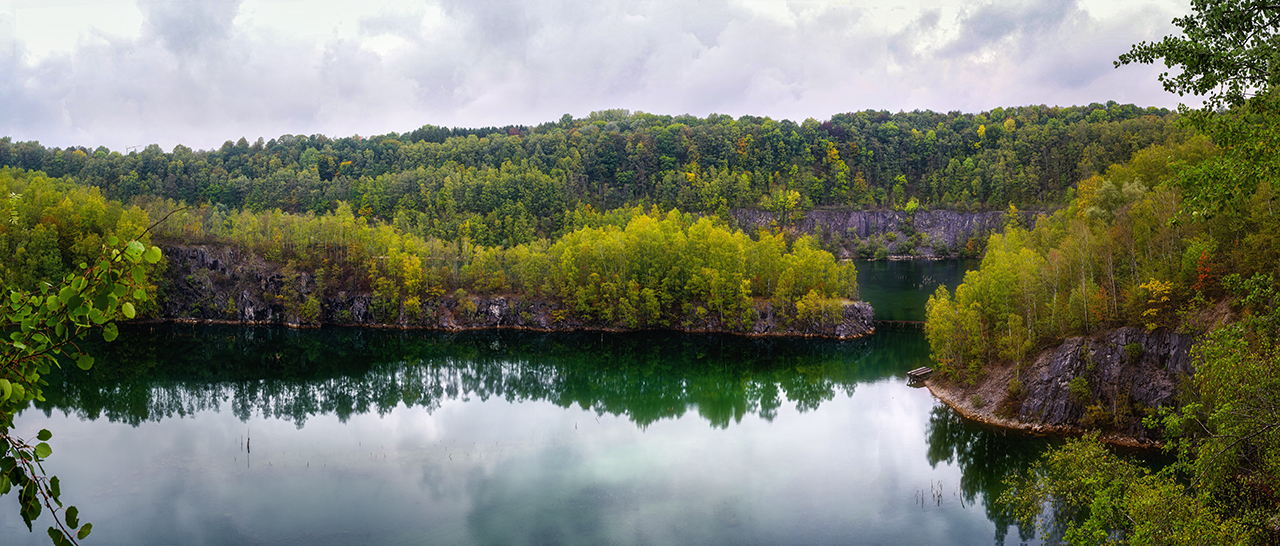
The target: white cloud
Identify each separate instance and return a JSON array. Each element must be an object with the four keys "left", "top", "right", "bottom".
[{"left": 0, "top": 0, "right": 1191, "bottom": 152}]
